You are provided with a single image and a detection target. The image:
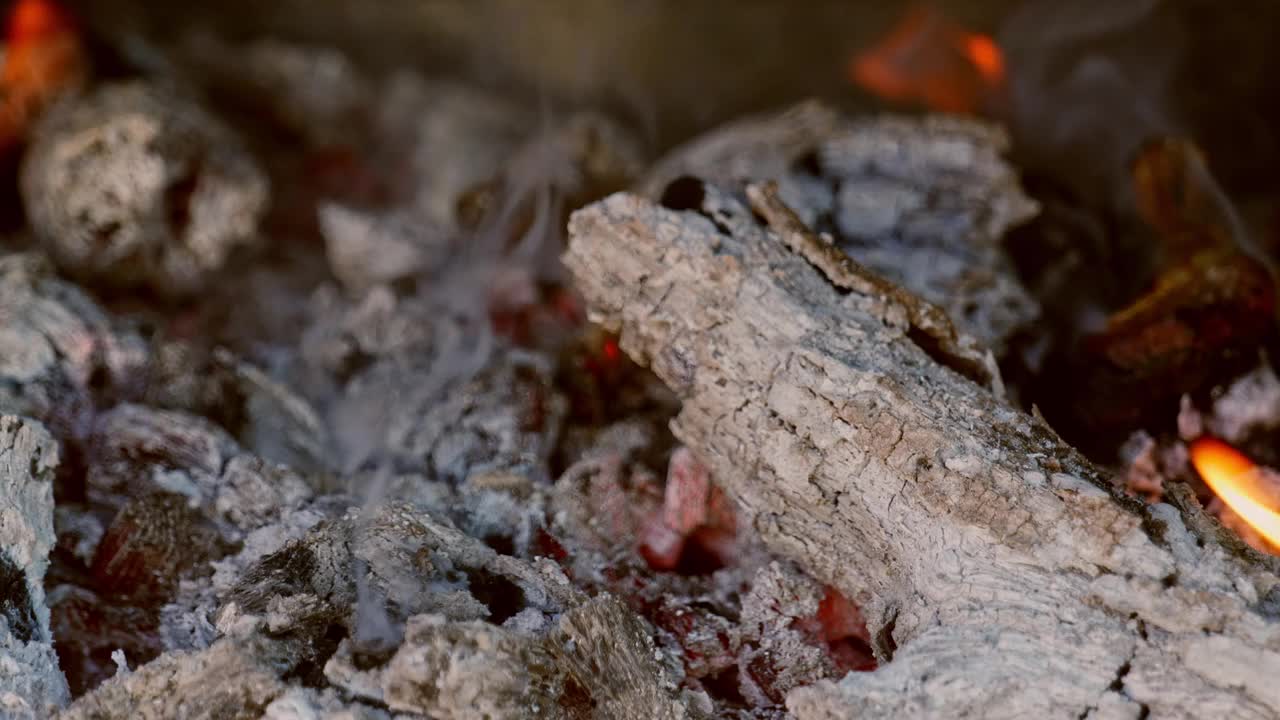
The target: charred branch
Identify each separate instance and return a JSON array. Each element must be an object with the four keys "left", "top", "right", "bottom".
[{"left": 565, "top": 178, "right": 1280, "bottom": 718}]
